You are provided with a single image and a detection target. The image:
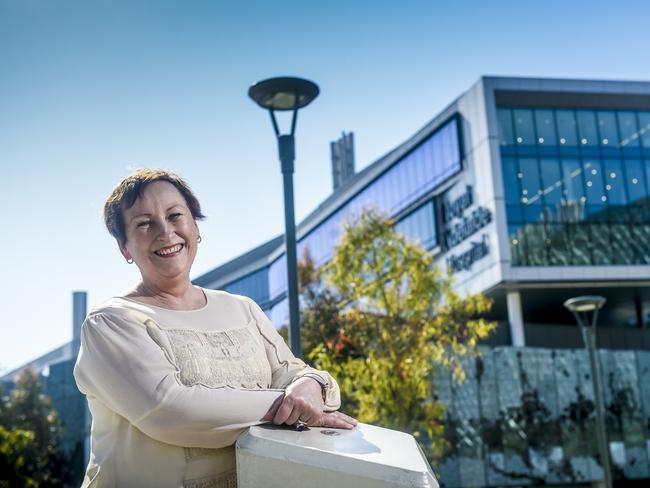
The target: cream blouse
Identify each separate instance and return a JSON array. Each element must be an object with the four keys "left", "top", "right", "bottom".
[{"left": 74, "top": 288, "right": 340, "bottom": 488}]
